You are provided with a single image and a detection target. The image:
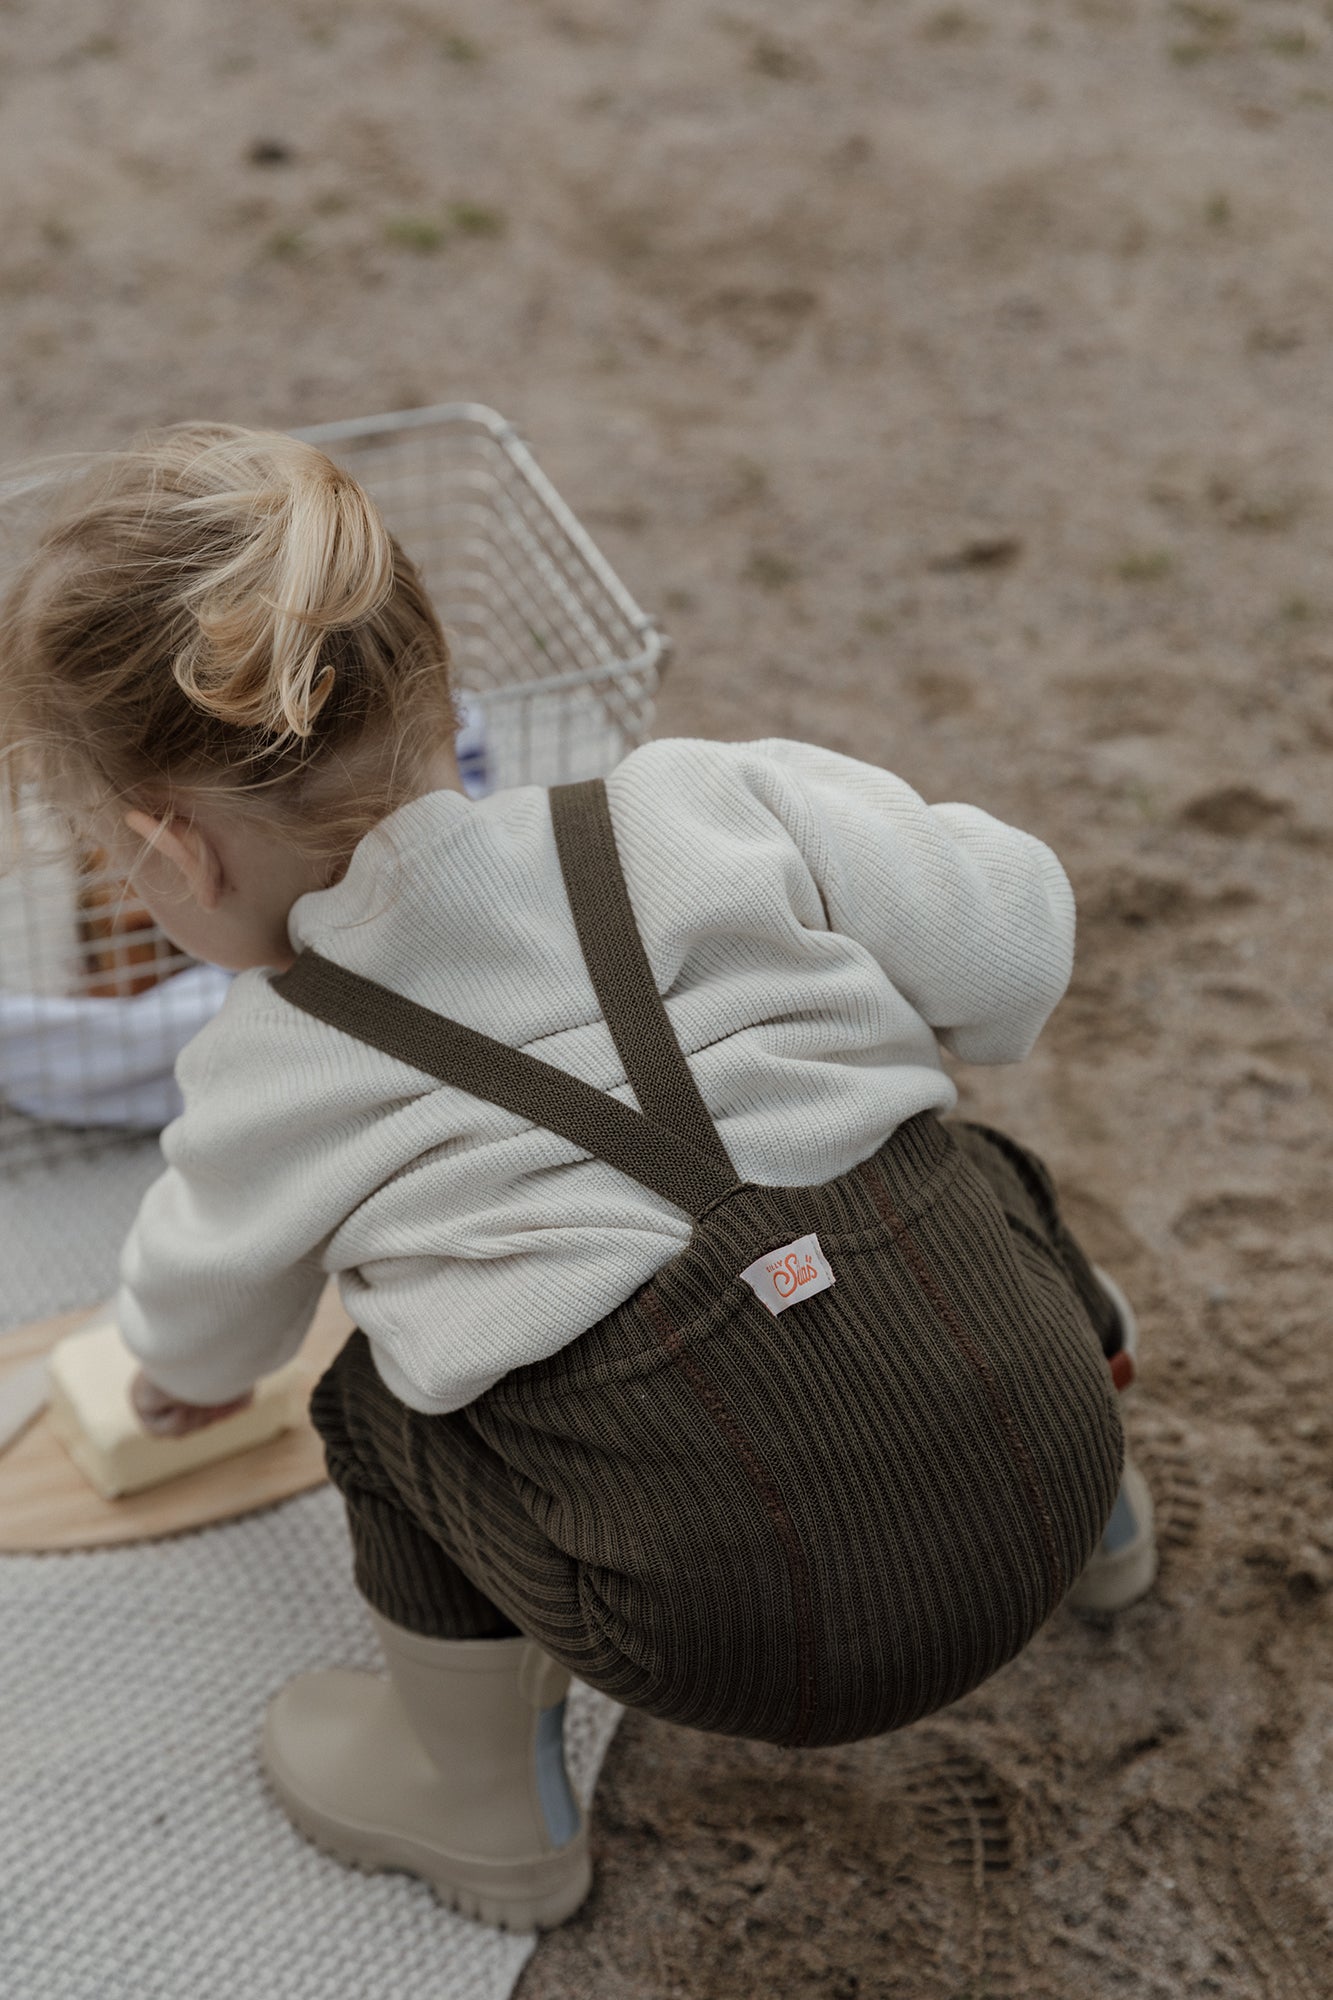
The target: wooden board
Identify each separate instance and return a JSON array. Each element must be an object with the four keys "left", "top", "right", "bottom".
[{"left": 0, "top": 1286, "right": 354, "bottom": 1552}]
